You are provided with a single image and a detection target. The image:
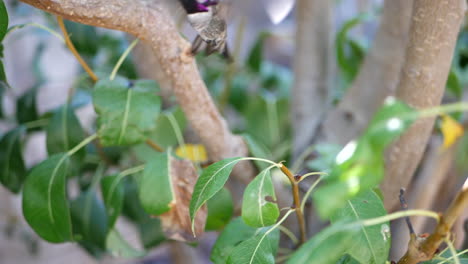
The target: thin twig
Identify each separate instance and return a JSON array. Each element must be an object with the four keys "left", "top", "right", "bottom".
[
  {"left": 400, "top": 188, "right": 415, "bottom": 234},
  {"left": 145, "top": 139, "right": 164, "bottom": 152},
  {"left": 279, "top": 164, "right": 307, "bottom": 244},
  {"left": 57, "top": 16, "right": 98, "bottom": 82}
]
